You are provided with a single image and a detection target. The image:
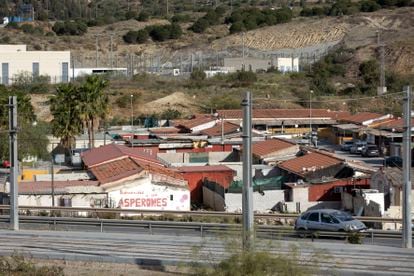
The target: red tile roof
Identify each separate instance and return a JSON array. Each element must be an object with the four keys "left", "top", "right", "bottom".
[
  {"left": 90, "top": 157, "right": 143, "bottom": 184},
  {"left": 252, "top": 138, "right": 297, "bottom": 158},
  {"left": 19, "top": 180, "right": 100, "bottom": 194},
  {"left": 375, "top": 118, "right": 414, "bottom": 131},
  {"left": 177, "top": 165, "right": 235, "bottom": 173},
  {"left": 340, "top": 112, "right": 386, "bottom": 124},
  {"left": 149, "top": 127, "right": 181, "bottom": 135},
  {"left": 200, "top": 121, "right": 240, "bottom": 137},
  {"left": 217, "top": 109, "right": 342, "bottom": 119},
  {"left": 278, "top": 151, "right": 343, "bottom": 177},
  {"left": 81, "top": 144, "right": 163, "bottom": 168},
  {"left": 173, "top": 115, "right": 216, "bottom": 130}
]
